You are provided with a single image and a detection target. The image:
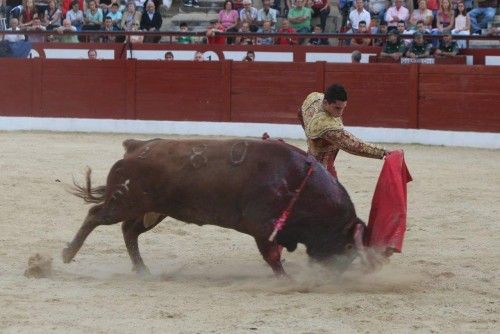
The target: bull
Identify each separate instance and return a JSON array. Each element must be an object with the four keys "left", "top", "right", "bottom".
[{"left": 63, "top": 138, "right": 374, "bottom": 276}]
